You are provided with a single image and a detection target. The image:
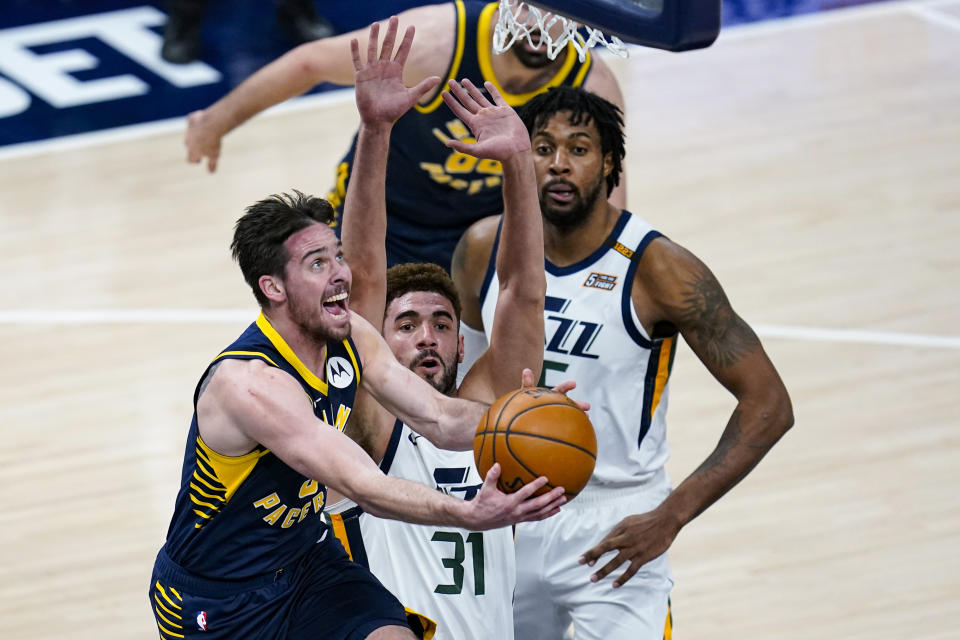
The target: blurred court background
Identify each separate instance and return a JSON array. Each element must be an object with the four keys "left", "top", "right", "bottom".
[{"left": 1, "top": 0, "right": 958, "bottom": 638}]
